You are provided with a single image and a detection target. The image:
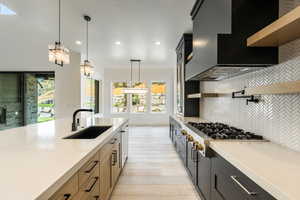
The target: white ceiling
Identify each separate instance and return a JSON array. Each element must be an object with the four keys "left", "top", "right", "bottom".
[{"left": 0, "top": 0, "right": 194, "bottom": 69}]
